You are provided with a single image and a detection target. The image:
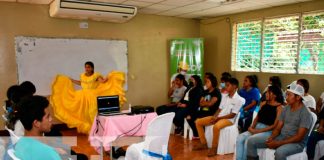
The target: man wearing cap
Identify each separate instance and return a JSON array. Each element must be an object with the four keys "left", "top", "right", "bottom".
[
  {"left": 170, "top": 61, "right": 191, "bottom": 85},
  {"left": 246, "top": 81, "right": 313, "bottom": 160}
]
